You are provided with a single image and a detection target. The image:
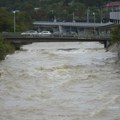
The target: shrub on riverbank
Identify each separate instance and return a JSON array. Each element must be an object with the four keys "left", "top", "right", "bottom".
[
  {"left": 110, "top": 25, "right": 120, "bottom": 60},
  {"left": 0, "top": 35, "right": 15, "bottom": 60},
  {"left": 111, "top": 25, "right": 120, "bottom": 43}
]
